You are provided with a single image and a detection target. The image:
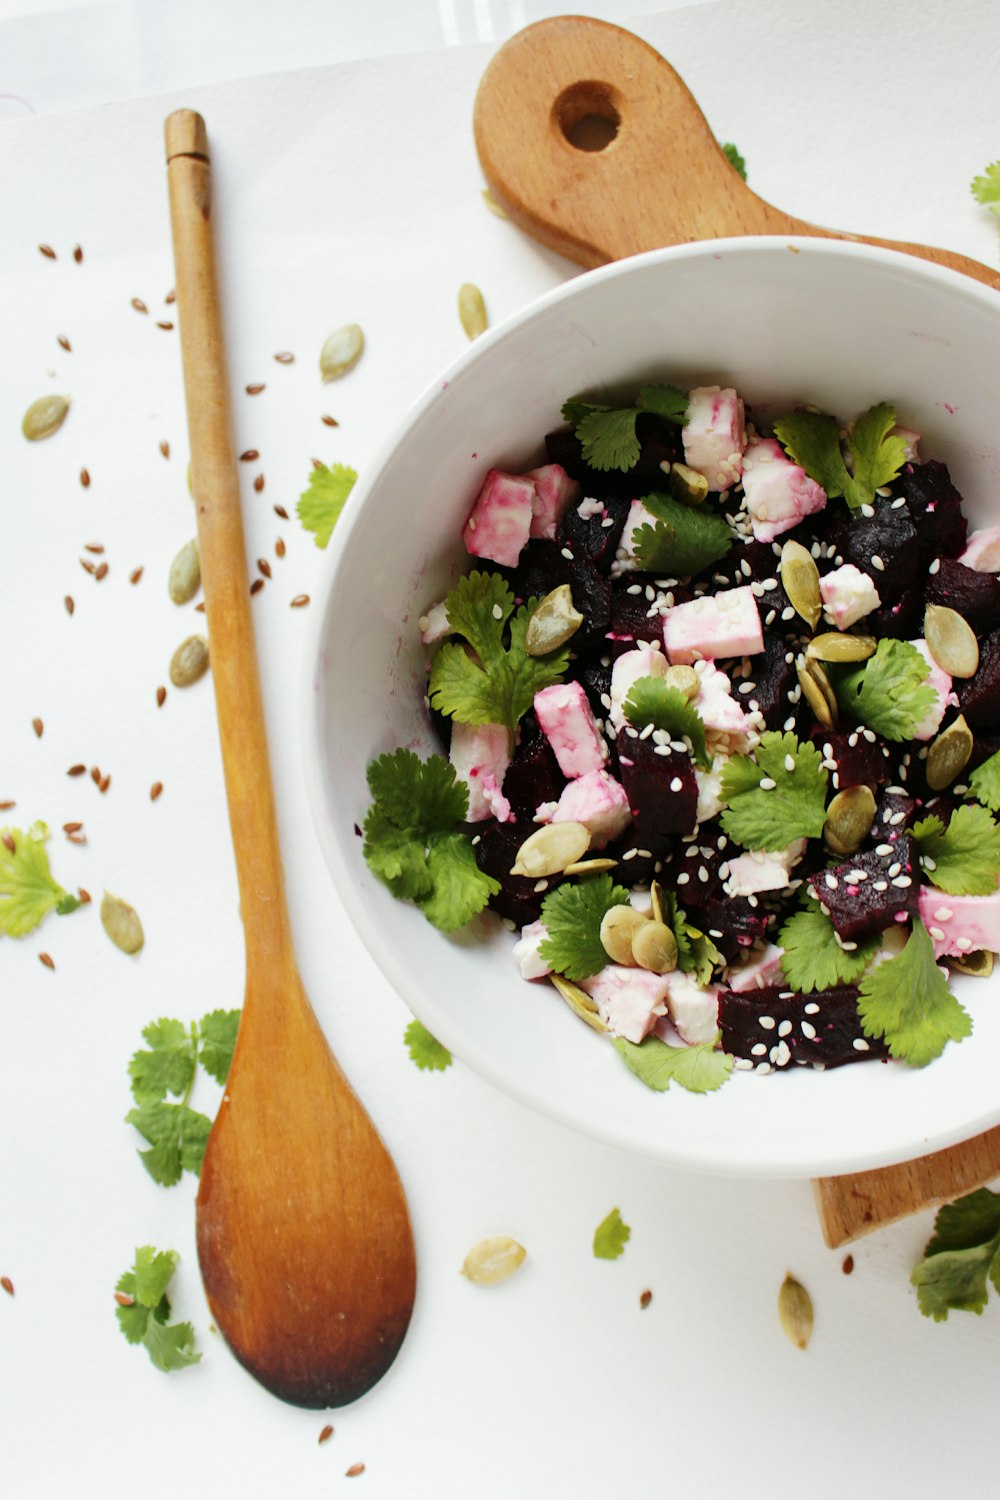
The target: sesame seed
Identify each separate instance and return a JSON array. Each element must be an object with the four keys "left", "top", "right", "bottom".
[
  {"left": 956, "top": 937, "right": 973, "bottom": 952},
  {"left": 751, "top": 1043, "right": 768, "bottom": 1057},
  {"left": 777, "top": 1019, "right": 793, "bottom": 1038},
  {"left": 492, "top": 603, "right": 503, "bottom": 620},
  {"left": 759, "top": 1015, "right": 776, "bottom": 1030},
  {"left": 622, "top": 848, "right": 638, "bottom": 861},
  {"left": 928, "top": 557, "right": 941, "bottom": 574},
  {"left": 669, "top": 776, "right": 683, "bottom": 792},
  {"left": 741, "top": 559, "right": 752, "bottom": 577},
  {"left": 861, "top": 503, "right": 875, "bottom": 518},
  {"left": 873, "top": 879, "right": 889, "bottom": 891},
  {"left": 804, "top": 1001, "right": 820, "bottom": 1015},
  {"left": 697, "top": 866, "right": 709, "bottom": 882},
  {"left": 887, "top": 862, "right": 902, "bottom": 878},
  {"left": 825, "top": 873, "right": 838, "bottom": 890},
  {"left": 759, "top": 777, "right": 777, "bottom": 791},
  {"left": 560, "top": 547, "right": 574, "bottom": 561},
  {"left": 892, "top": 875, "right": 912, "bottom": 888},
  {"left": 783, "top": 754, "right": 795, "bottom": 773},
  {"left": 781, "top": 606, "right": 795, "bottom": 621},
  {"left": 871, "top": 555, "right": 885, "bottom": 571},
  {"left": 627, "top": 583, "right": 642, "bottom": 595},
  {"left": 733, "top": 1057, "right": 755, "bottom": 1071},
  {"left": 929, "top": 925, "right": 946, "bottom": 941},
  {"left": 852, "top": 1038, "right": 870, "bottom": 1051}
]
